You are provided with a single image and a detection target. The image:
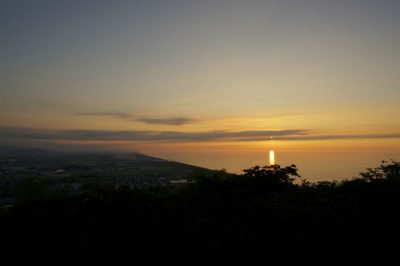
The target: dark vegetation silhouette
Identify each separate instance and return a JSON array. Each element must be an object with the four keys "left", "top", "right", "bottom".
[{"left": 0, "top": 160, "right": 399, "bottom": 264}]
